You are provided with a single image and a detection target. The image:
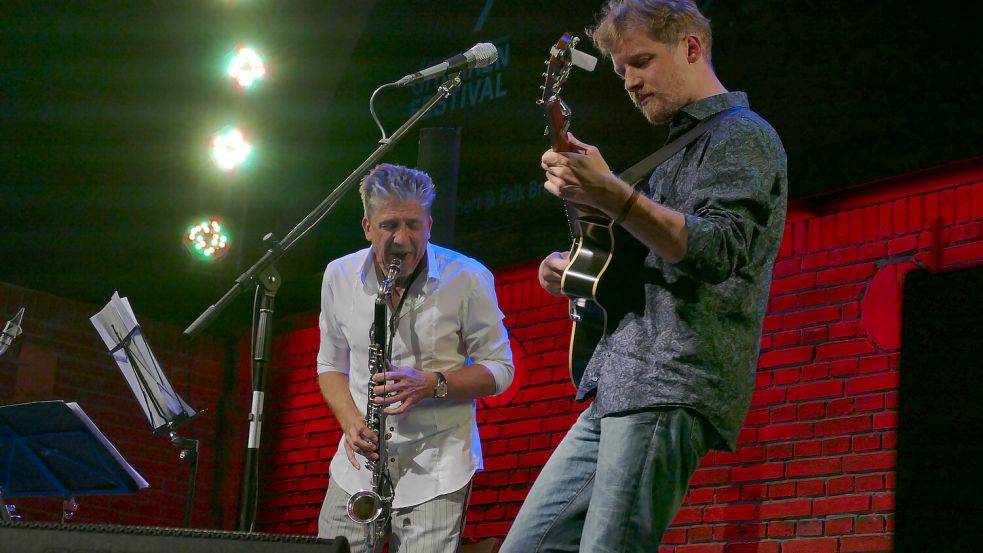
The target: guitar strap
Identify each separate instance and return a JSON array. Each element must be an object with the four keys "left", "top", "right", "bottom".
[{"left": 617, "top": 106, "right": 745, "bottom": 187}]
